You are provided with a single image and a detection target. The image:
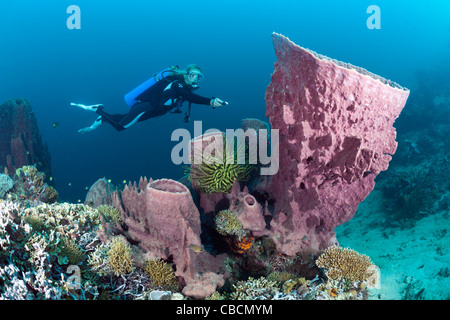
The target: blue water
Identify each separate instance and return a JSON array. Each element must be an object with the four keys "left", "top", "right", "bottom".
[{"left": 1, "top": 0, "right": 449, "bottom": 202}]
